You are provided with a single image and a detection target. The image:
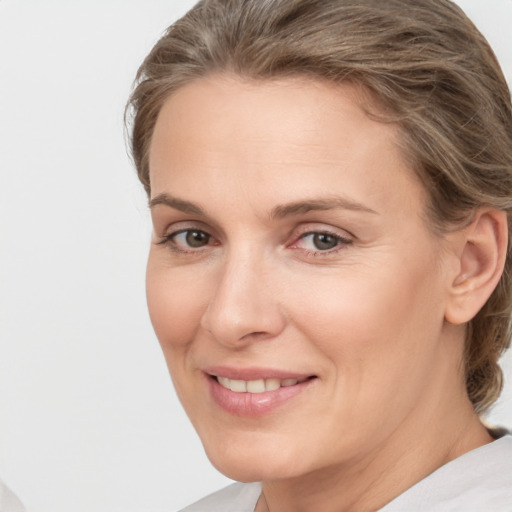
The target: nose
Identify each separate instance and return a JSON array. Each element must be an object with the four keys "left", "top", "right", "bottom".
[{"left": 200, "top": 248, "right": 286, "bottom": 347}]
